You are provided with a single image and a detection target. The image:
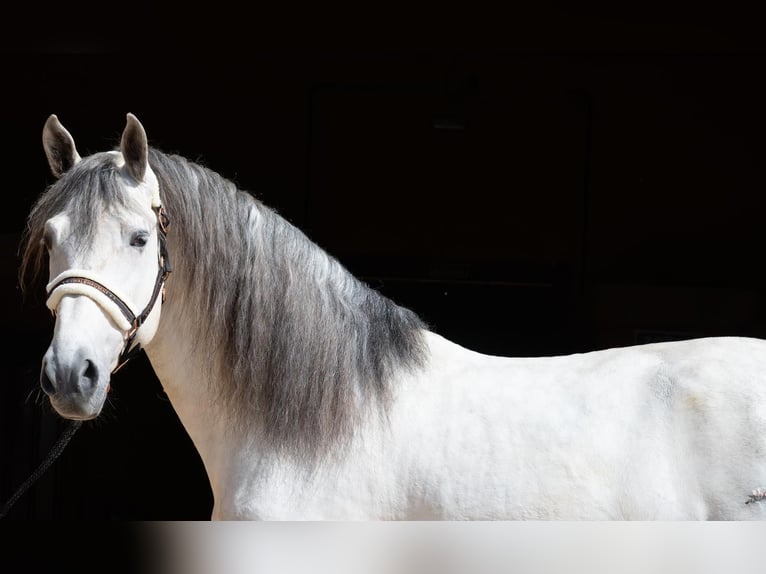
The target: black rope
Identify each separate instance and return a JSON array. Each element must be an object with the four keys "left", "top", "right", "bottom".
[{"left": 0, "top": 420, "right": 82, "bottom": 519}]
